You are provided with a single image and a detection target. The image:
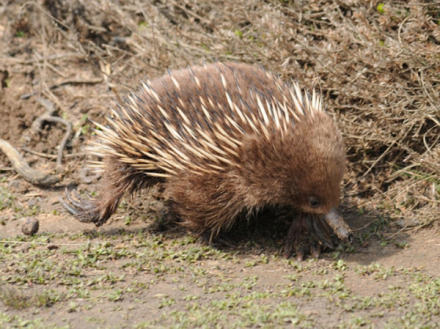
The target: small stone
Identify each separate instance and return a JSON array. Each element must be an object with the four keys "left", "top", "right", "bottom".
[
  {"left": 22, "top": 217, "right": 39, "bottom": 236},
  {"left": 47, "top": 244, "right": 59, "bottom": 250}
]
